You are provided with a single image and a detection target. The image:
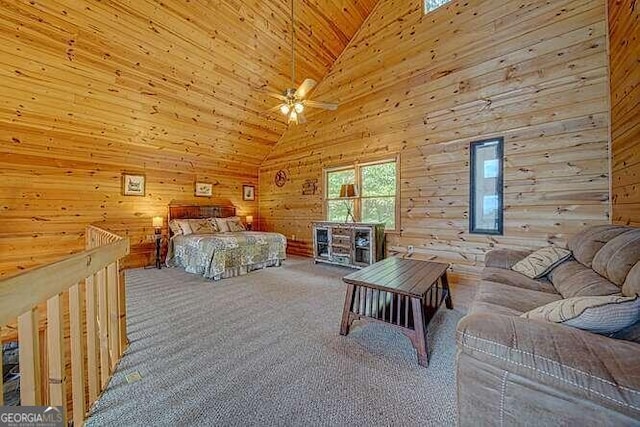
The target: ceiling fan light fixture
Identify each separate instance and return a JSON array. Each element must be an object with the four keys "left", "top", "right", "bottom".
[
  {"left": 294, "top": 102, "right": 304, "bottom": 113},
  {"left": 280, "top": 104, "right": 290, "bottom": 115},
  {"left": 289, "top": 110, "right": 298, "bottom": 122}
]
